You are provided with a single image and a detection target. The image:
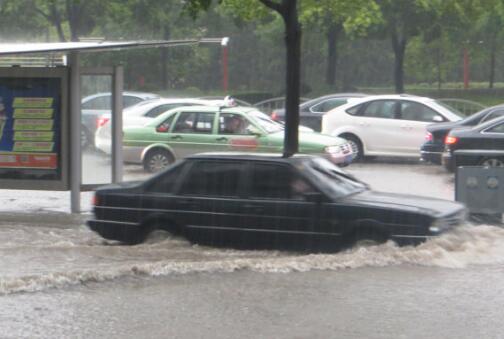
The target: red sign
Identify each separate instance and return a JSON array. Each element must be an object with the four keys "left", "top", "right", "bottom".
[{"left": 0, "top": 153, "right": 57, "bottom": 169}]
